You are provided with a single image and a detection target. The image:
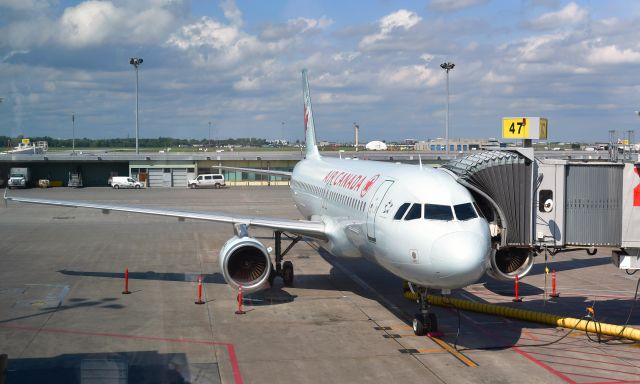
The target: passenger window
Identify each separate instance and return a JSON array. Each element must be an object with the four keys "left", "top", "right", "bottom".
[
  {"left": 205, "top": 175, "right": 212, "bottom": 180},
  {"left": 394, "top": 203, "right": 411, "bottom": 220},
  {"left": 404, "top": 204, "right": 422, "bottom": 220},
  {"left": 454, "top": 203, "right": 477, "bottom": 221},
  {"left": 424, "top": 204, "right": 454, "bottom": 221}
]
